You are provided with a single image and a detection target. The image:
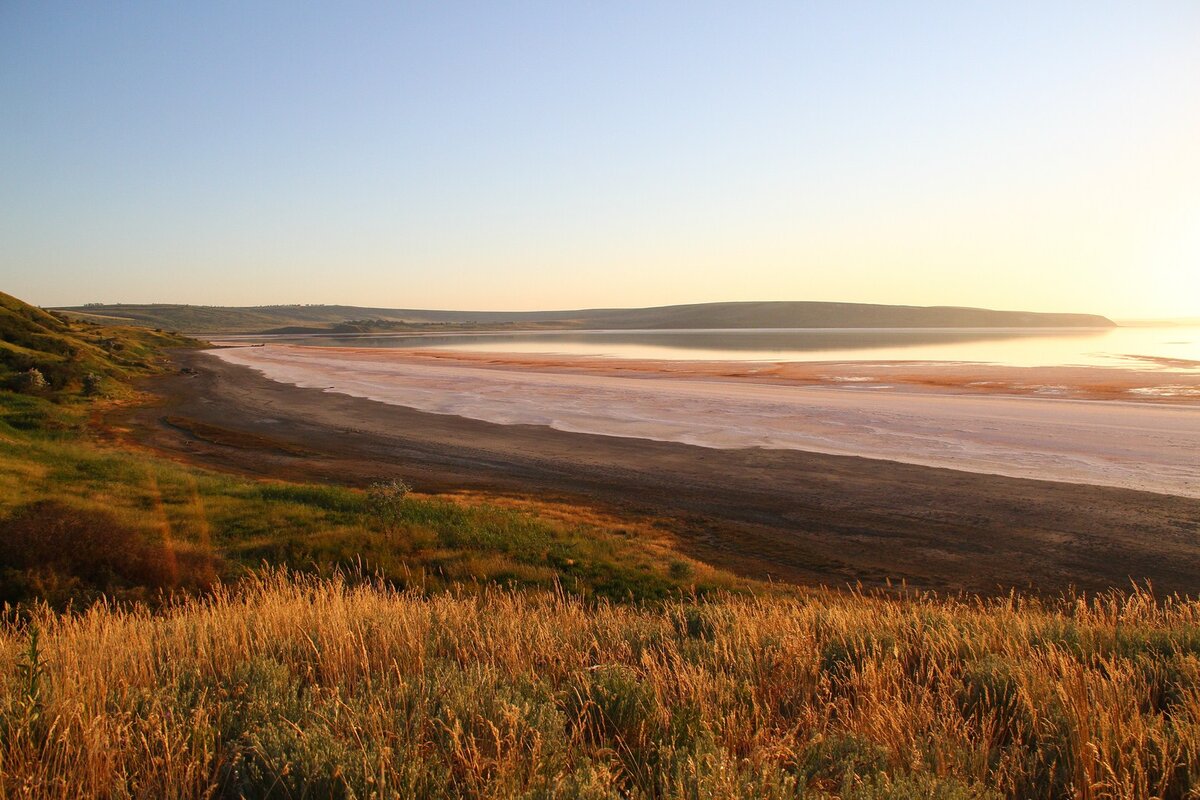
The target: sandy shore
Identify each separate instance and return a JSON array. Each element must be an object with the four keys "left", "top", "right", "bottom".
[
  {"left": 212, "top": 345, "right": 1200, "bottom": 499},
  {"left": 118, "top": 351, "right": 1200, "bottom": 595}
]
